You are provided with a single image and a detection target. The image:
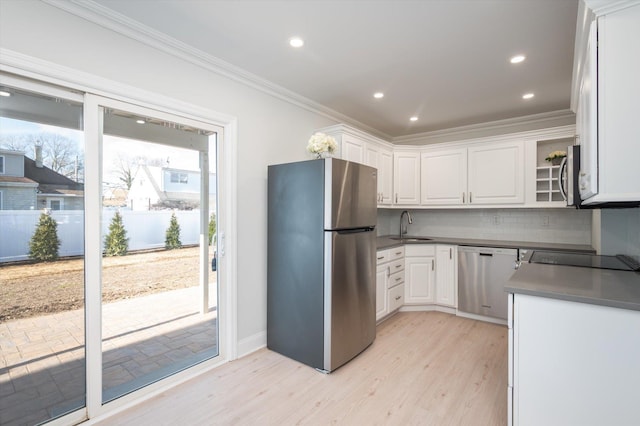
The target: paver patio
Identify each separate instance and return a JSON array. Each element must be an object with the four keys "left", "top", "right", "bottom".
[{"left": 0, "top": 286, "right": 218, "bottom": 426}]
